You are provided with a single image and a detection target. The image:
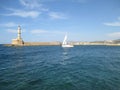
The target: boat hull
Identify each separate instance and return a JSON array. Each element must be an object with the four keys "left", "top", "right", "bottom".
[{"left": 62, "top": 44, "right": 74, "bottom": 47}]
